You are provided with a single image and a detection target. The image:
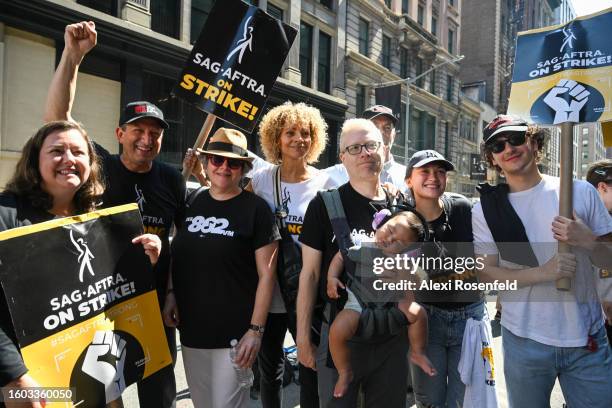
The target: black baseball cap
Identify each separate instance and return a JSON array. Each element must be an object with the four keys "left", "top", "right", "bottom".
[
  {"left": 406, "top": 150, "right": 455, "bottom": 175},
  {"left": 361, "top": 105, "right": 398, "bottom": 126},
  {"left": 120, "top": 101, "right": 169, "bottom": 129},
  {"left": 483, "top": 115, "right": 528, "bottom": 144}
]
